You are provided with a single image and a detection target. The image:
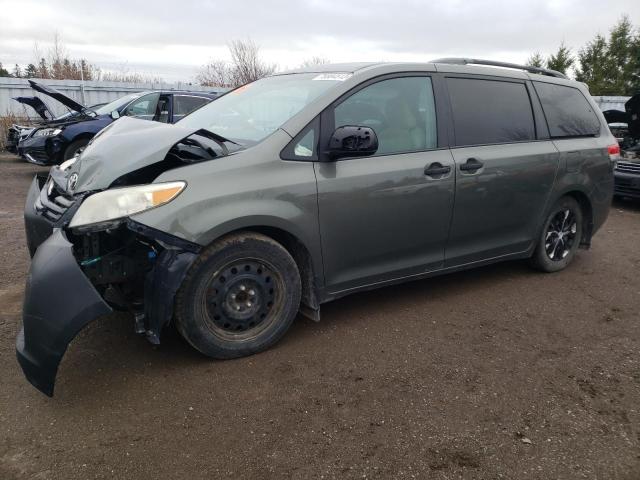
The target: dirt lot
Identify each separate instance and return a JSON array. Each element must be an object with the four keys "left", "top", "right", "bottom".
[{"left": 1, "top": 151, "right": 639, "bottom": 479}]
